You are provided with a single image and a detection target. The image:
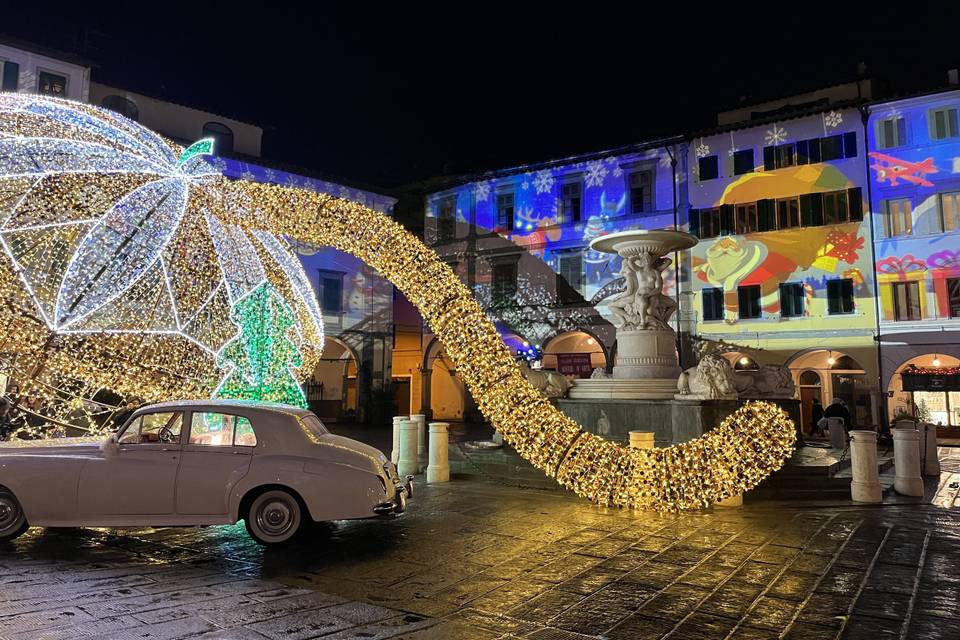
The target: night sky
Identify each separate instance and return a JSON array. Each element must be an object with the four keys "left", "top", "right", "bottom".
[{"left": 4, "top": 4, "right": 960, "bottom": 190}]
